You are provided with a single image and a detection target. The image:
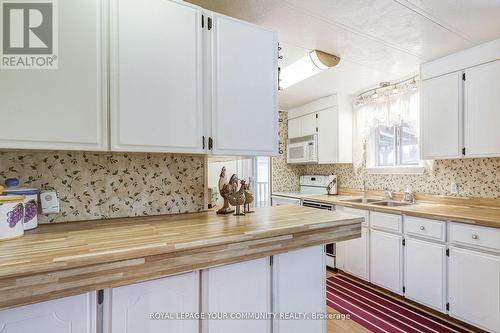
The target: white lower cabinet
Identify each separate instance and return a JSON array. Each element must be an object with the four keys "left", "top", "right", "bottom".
[
  {"left": 105, "top": 271, "right": 199, "bottom": 333},
  {"left": 0, "top": 293, "right": 97, "bottom": 333},
  {"left": 336, "top": 227, "right": 369, "bottom": 281},
  {"left": 448, "top": 246, "right": 500, "bottom": 333},
  {"left": 273, "top": 246, "right": 326, "bottom": 333},
  {"left": 404, "top": 237, "right": 447, "bottom": 312},
  {"left": 202, "top": 257, "right": 271, "bottom": 333},
  {"left": 370, "top": 229, "right": 403, "bottom": 294}
]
